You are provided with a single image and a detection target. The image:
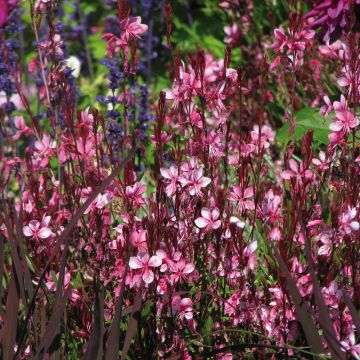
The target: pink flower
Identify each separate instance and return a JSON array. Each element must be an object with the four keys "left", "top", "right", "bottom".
[
  {"left": 120, "top": 16, "right": 148, "bottom": 41},
  {"left": 46, "top": 268, "right": 71, "bottom": 292},
  {"left": 180, "top": 168, "right": 211, "bottom": 197},
  {"left": 318, "top": 234, "right": 332, "bottom": 256},
  {"left": 171, "top": 296, "right": 193, "bottom": 320},
  {"left": 100, "top": 33, "right": 127, "bottom": 57},
  {"left": 224, "top": 24, "right": 241, "bottom": 45},
  {"left": 339, "top": 208, "right": 359, "bottom": 234},
  {"left": 34, "top": 134, "right": 56, "bottom": 157},
  {"left": 312, "top": 151, "right": 331, "bottom": 171},
  {"left": 169, "top": 259, "right": 195, "bottom": 283},
  {"left": 229, "top": 216, "right": 245, "bottom": 229},
  {"left": 23, "top": 220, "right": 53, "bottom": 240},
  {"left": 11, "top": 116, "right": 32, "bottom": 141},
  {"left": 76, "top": 135, "right": 96, "bottom": 158},
  {"left": 195, "top": 207, "right": 222, "bottom": 231},
  {"left": 340, "top": 331, "right": 360, "bottom": 359},
  {"left": 269, "top": 227, "right": 282, "bottom": 241},
  {"left": 280, "top": 159, "right": 313, "bottom": 186},
  {"left": 129, "top": 252, "right": 162, "bottom": 284},
  {"left": 125, "top": 182, "right": 147, "bottom": 207},
  {"left": 228, "top": 185, "right": 255, "bottom": 213},
  {"left": 251, "top": 125, "right": 275, "bottom": 150},
  {"left": 160, "top": 166, "right": 179, "bottom": 197},
  {"left": 329, "top": 110, "right": 359, "bottom": 134}
]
